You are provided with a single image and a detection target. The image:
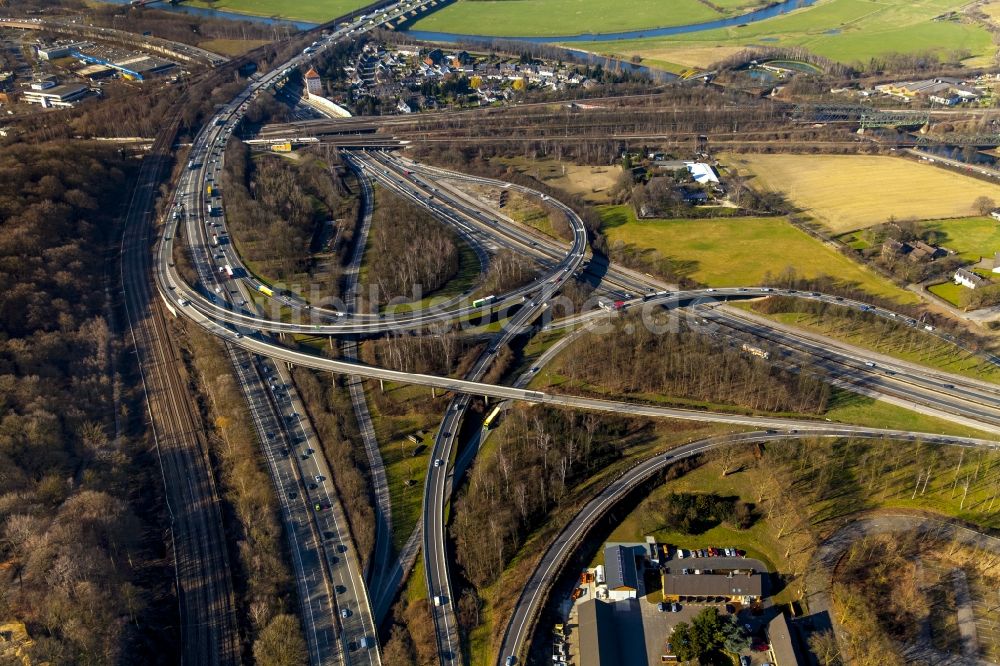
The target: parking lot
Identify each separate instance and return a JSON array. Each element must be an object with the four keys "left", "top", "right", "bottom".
[{"left": 562, "top": 543, "right": 778, "bottom": 666}]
